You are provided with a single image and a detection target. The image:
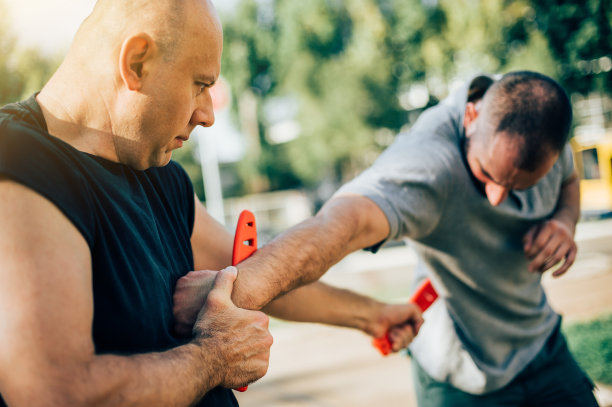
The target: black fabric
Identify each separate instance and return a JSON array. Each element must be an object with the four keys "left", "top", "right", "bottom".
[{"left": 0, "top": 96, "right": 237, "bottom": 407}]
